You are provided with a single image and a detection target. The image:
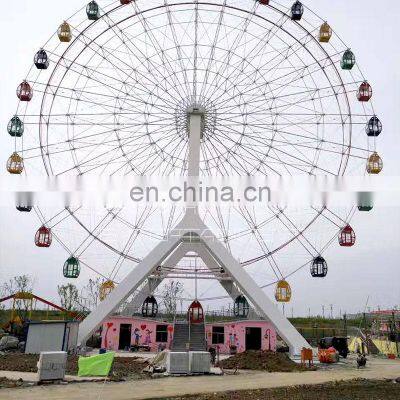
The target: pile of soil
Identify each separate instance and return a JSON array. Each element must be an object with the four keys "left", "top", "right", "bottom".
[
  {"left": 0, "top": 377, "right": 31, "bottom": 389},
  {"left": 153, "top": 379, "right": 400, "bottom": 400},
  {"left": 217, "top": 351, "right": 312, "bottom": 372},
  {"left": 0, "top": 354, "right": 149, "bottom": 380}
]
